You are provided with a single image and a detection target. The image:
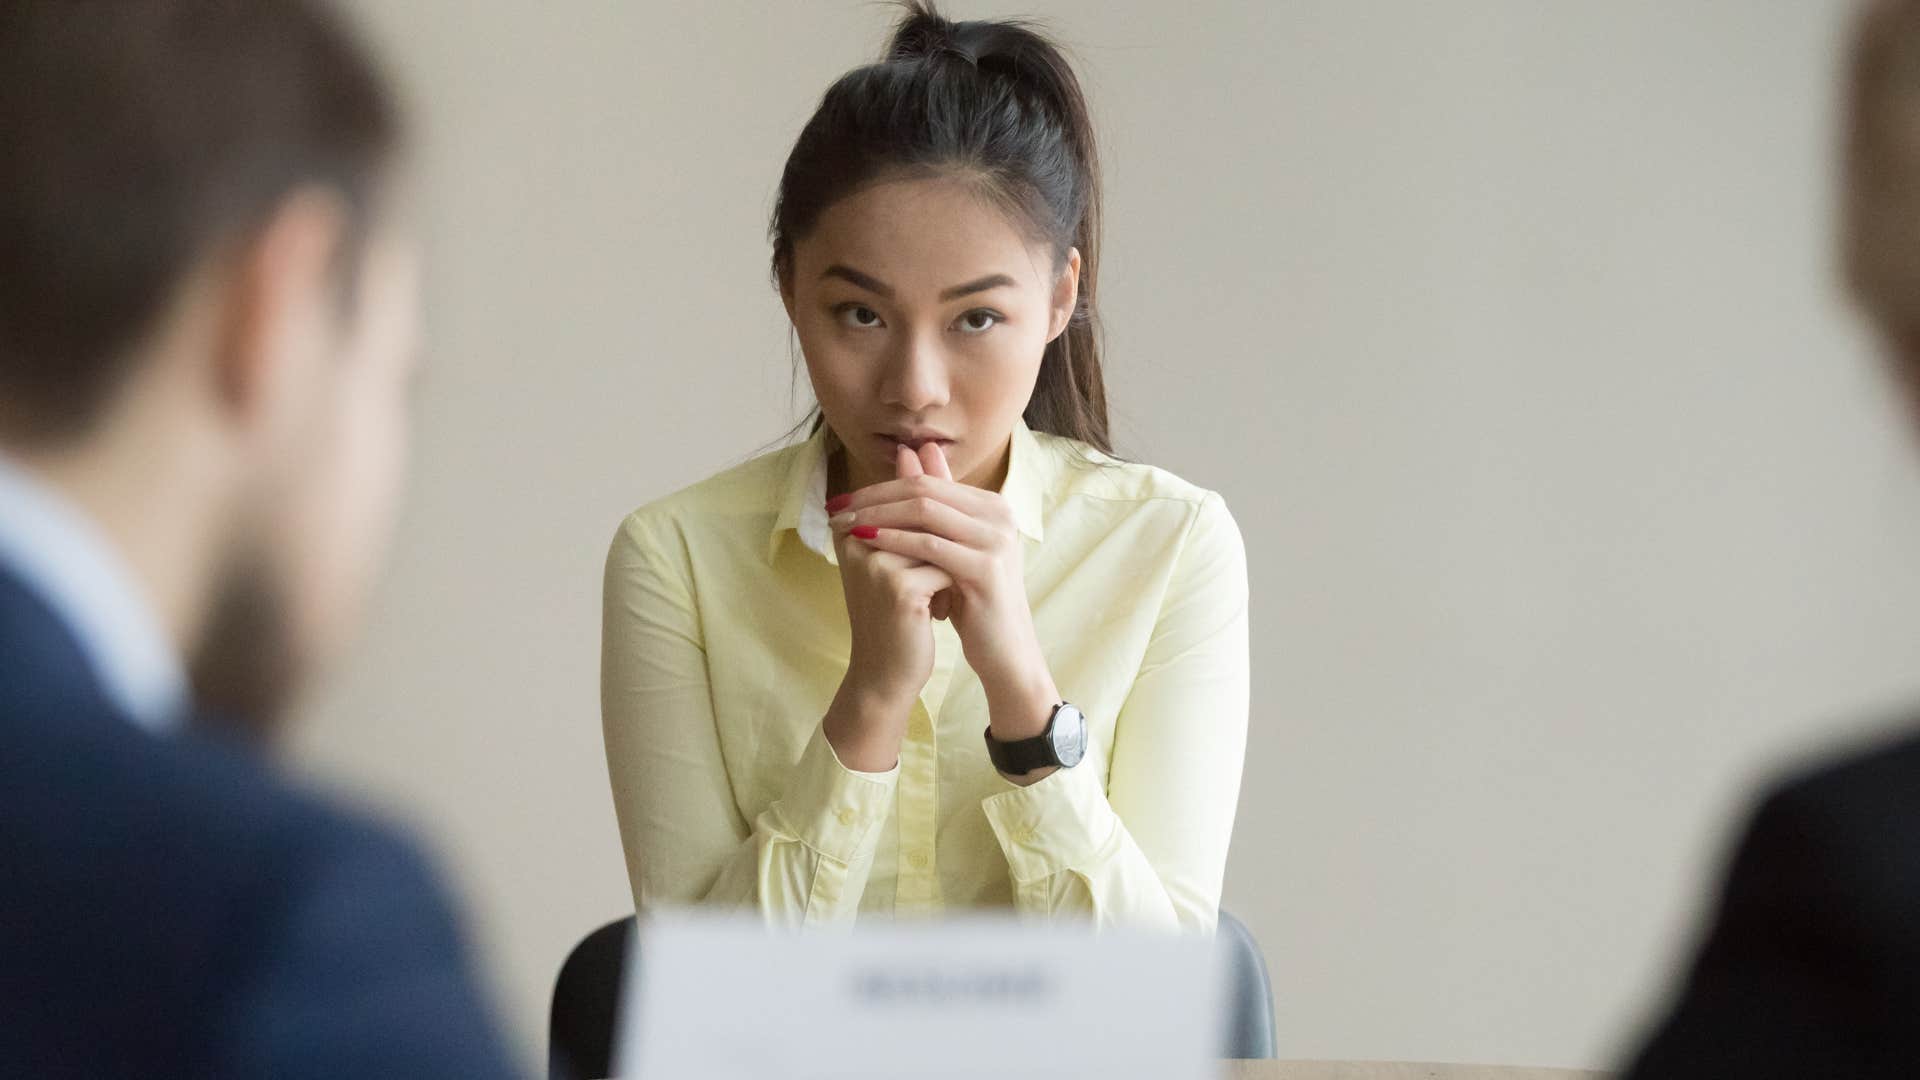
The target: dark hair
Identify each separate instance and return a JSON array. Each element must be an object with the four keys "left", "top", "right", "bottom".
[
  {"left": 0, "top": 0, "right": 402, "bottom": 446},
  {"left": 770, "top": 0, "right": 1111, "bottom": 454}
]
